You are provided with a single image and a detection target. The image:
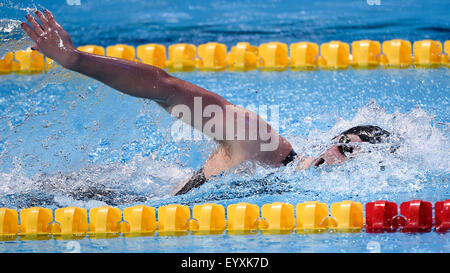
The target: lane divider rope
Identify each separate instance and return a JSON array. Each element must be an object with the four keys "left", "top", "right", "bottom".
[
  {"left": 0, "top": 199, "right": 448, "bottom": 239},
  {"left": 0, "top": 39, "right": 448, "bottom": 74}
]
